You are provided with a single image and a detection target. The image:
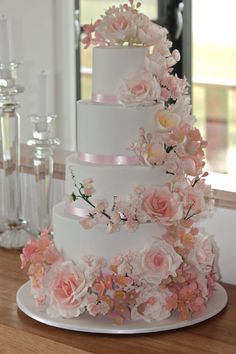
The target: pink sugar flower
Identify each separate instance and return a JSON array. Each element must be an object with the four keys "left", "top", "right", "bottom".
[
  {"left": 20, "top": 239, "right": 40, "bottom": 269},
  {"left": 87, "top": 301, "right": 110, "bottom": 317},
  {"left": 187, "top": 235, "right": 216, "bottom": 275},
  {"left": 183, "top": 155, "right": 204, "bottom": 176},
  {"left": 46, "top": 261, "right": 88, "bottom": 318},
  {"left": 28, "top": 262, "right": 45, "bottom": 289},
  {"left": 142, "top": 186, "right": 183, "bottom": 225},
  {"left": 125, "top": 217, "right": 139, "bottom": 232},
  {"left": 146, "top": 142, "right": 166, "bottom": 166},
  {"left": 137, "top": 18, "right": 167, "bottom": 46},
  {"left": 141, "top": 239, "right": 182, "bottom": 284},
  {"left": 107, "top": 221, "right": 120, "bottom": 233},
  {"left": 81, "top": 178, "right": 95, "bottom": 196},
  {"left": 131, "top": 287, "right": 171, "bottom": 322},
  {"left": 95, "top": 199, "right": 109, "bottom": 214},
  {"left": 183, "top": 186, "right": 206, "bottom": 217},
  {"left": 80, "top": 216, "right": 97, "bottom": 230},
  {"left": 120, "top": 71, "right": 161, "bottom": 106}
]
